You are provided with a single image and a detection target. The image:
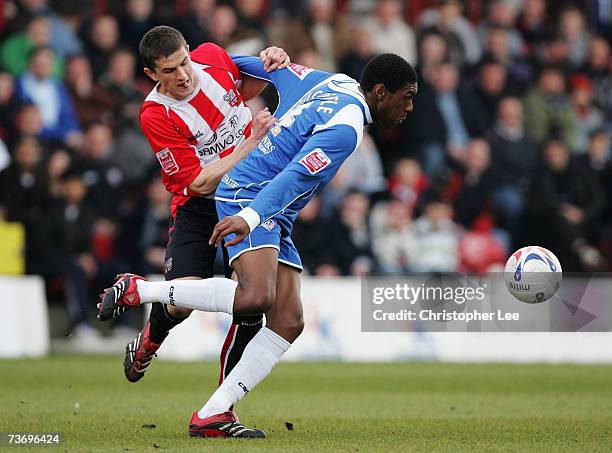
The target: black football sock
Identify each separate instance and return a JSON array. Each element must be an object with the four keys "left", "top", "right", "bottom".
[
  {"left": 219, "top": 314, "right": 264, "bottom": 384},
  {"left": 148, "top": 302, "right": 187, "bottom": 344}
]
